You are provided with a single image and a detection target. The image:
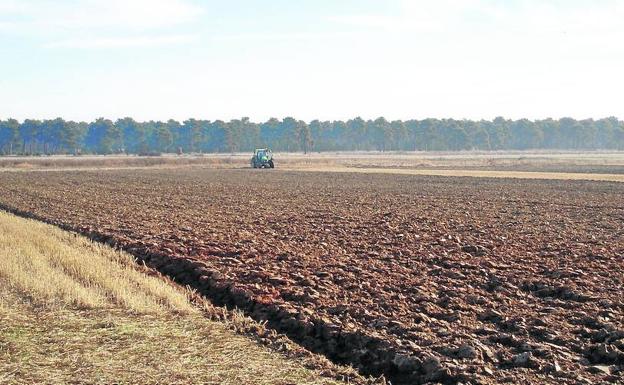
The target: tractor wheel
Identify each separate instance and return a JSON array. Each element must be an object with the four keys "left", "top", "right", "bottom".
[{"left": 269, "top": 160, "right": 274, "bottom": 168}]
